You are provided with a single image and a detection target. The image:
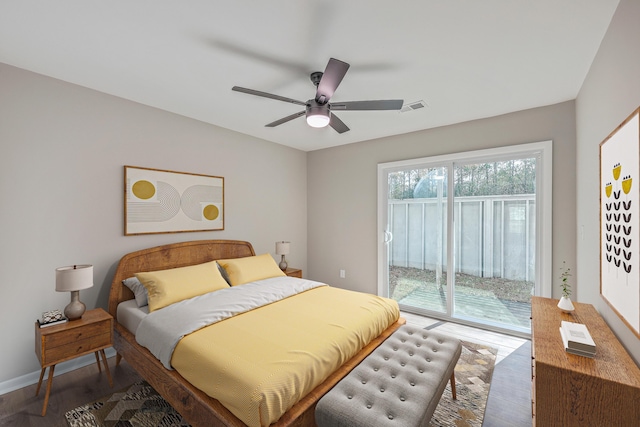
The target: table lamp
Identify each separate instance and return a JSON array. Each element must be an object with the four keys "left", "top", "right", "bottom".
[
  {"left": 275, "top": 241, "right": 290, "bottom": 270},
  {"left": 55, "top": 264, "right": 94, "bottom": 320}
]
